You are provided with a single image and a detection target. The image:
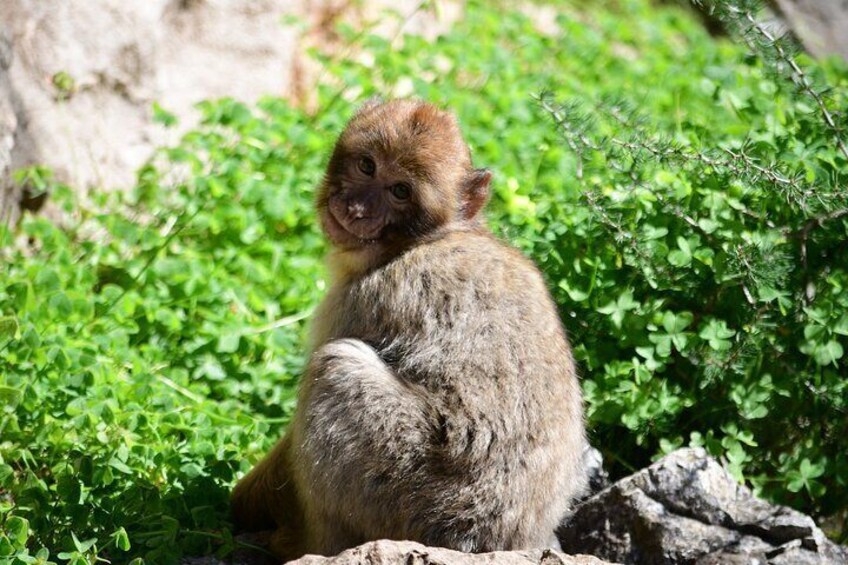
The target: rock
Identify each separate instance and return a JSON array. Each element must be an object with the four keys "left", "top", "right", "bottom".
[
  {"left": 0, "top": 30, "right": 23, "bottom": 224},
  {"left": 580, "top": 445, "right": 610, "bottom": 501},
  {"left": 558, "top": 448, "right": 848, "bottom": 565},
  {"left": 288, "top": 540, "right": 614, "bottom": 565},
  {"left": 773, "top": 0, "right": 848, "bottom": 61},
  {"left": 0, "top": 0, "right": 303, "bottom": 199},
  {"left": 0, "top": 0, "right": 461, "bottom": 221},
  {"left": 182, "top": 539, "right": 615, "bottom": 565}
]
